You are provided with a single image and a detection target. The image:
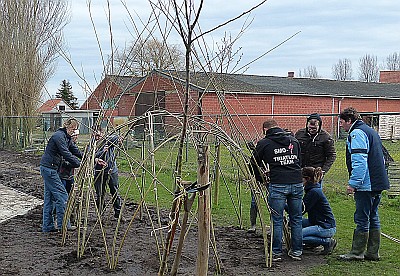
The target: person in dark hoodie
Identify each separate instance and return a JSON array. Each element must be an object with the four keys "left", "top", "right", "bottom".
[
  {"left": 93, "top": 128, "right": 124, "bottom": 221},
  {"left": 252, "top": 119, "right": 303, "bottom": 261},
  {"left": 295, "top": 113, "right": 336, "bottom": 188},
  {"left": 302, "top": 167, "right": 337, "bottom": 255},
  {"left": 58, "top": 129, "right": 80, "bottom": 195},
  {"left": 40, "top": 118, "right": 82, "bottom": 233}
]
